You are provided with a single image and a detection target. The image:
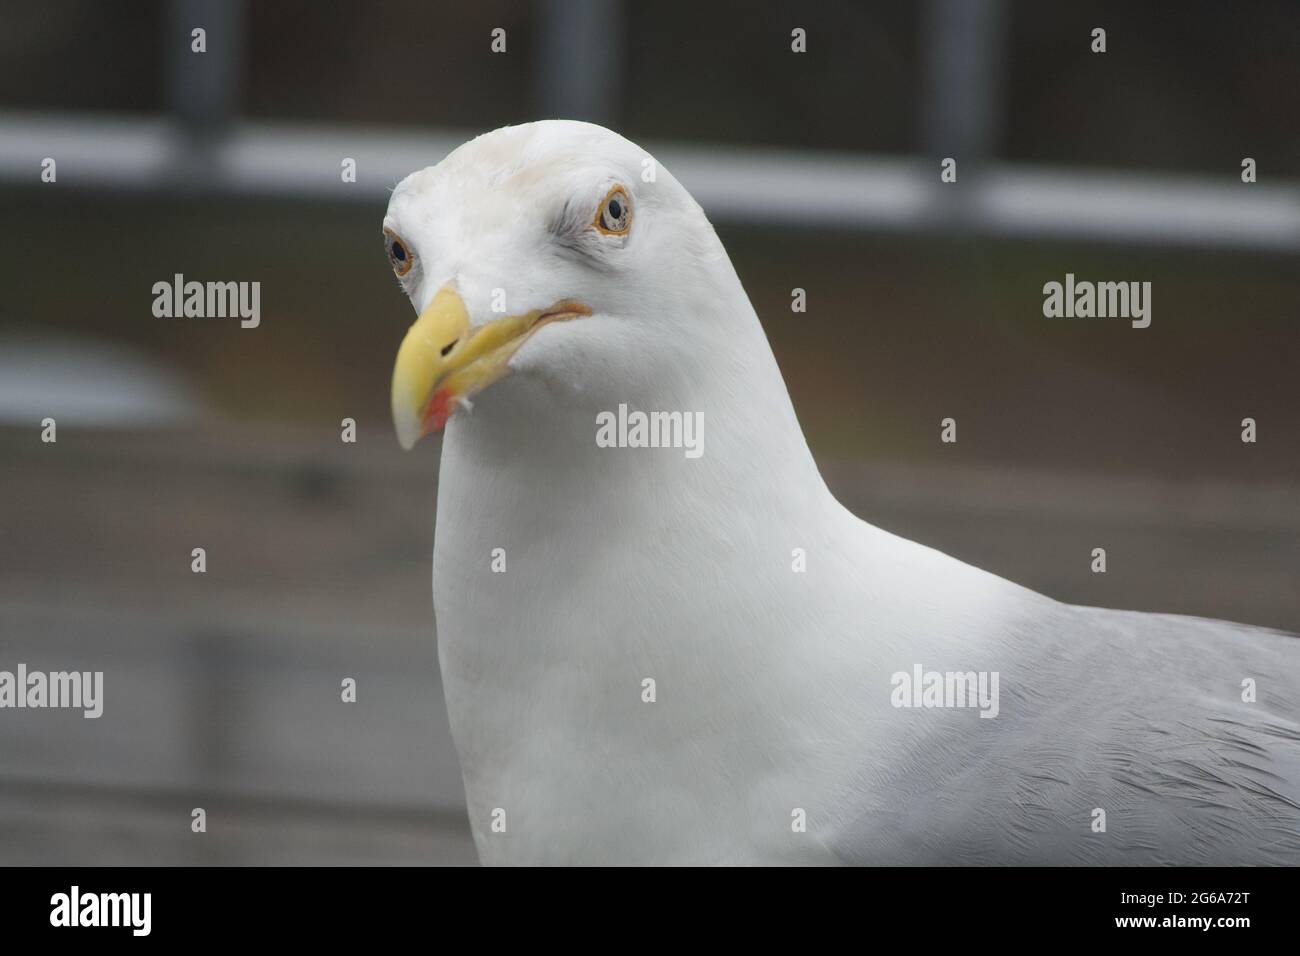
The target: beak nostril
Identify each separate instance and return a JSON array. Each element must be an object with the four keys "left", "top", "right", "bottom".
[{"left": 440, "top": 339, "right": 458, "bottom": 358}]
